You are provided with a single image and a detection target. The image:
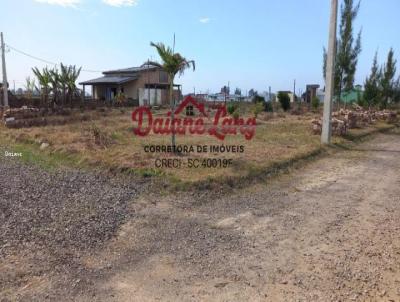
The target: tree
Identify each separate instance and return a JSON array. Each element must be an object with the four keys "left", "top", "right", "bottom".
[
  {"left": 363, "top": 51, "right": 382, "bottom": 108},
  {"left": 277, "top": 91, "right": 291, "bottom": 111},
  {"left": 248, "top": 89, "right": 257, "bottom": 97},
  {"left": 234, "top": 87, "right": 241, "bottom": 96},
  {"left": 58, "top": 64, "right": 70, "bottom": 108},
  {"left": 323, "top": 0, "right": 362, "bottom": 105},
  {"left": 394, "top": 76, "right": 400, "bottom": 103},
  {"left": 221, "top": 86, "right": 230, "bottom": 95},
  {"left": 49, "top": 68, "right": 60, "bottom": 108},
  {"left": 150, "top": 41, "right": 195, "bottom": 148},
  {"left": 65, "top": 65, "right": 82, "bottom": 108},
  {"left": 253, "top": 95, "right": 265, "bottom": 104},
  {"left": 32, "top": 67, "right": 52, "bottom": 108},
  {"left": 380, "top": 48, "right": 397, "bottom": 109},
  {"left": 311, "top": 96, "right": 320, "bottom": 111},
  {"left": 252, "top": 101, "right": 264, "bottom": 118}
]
